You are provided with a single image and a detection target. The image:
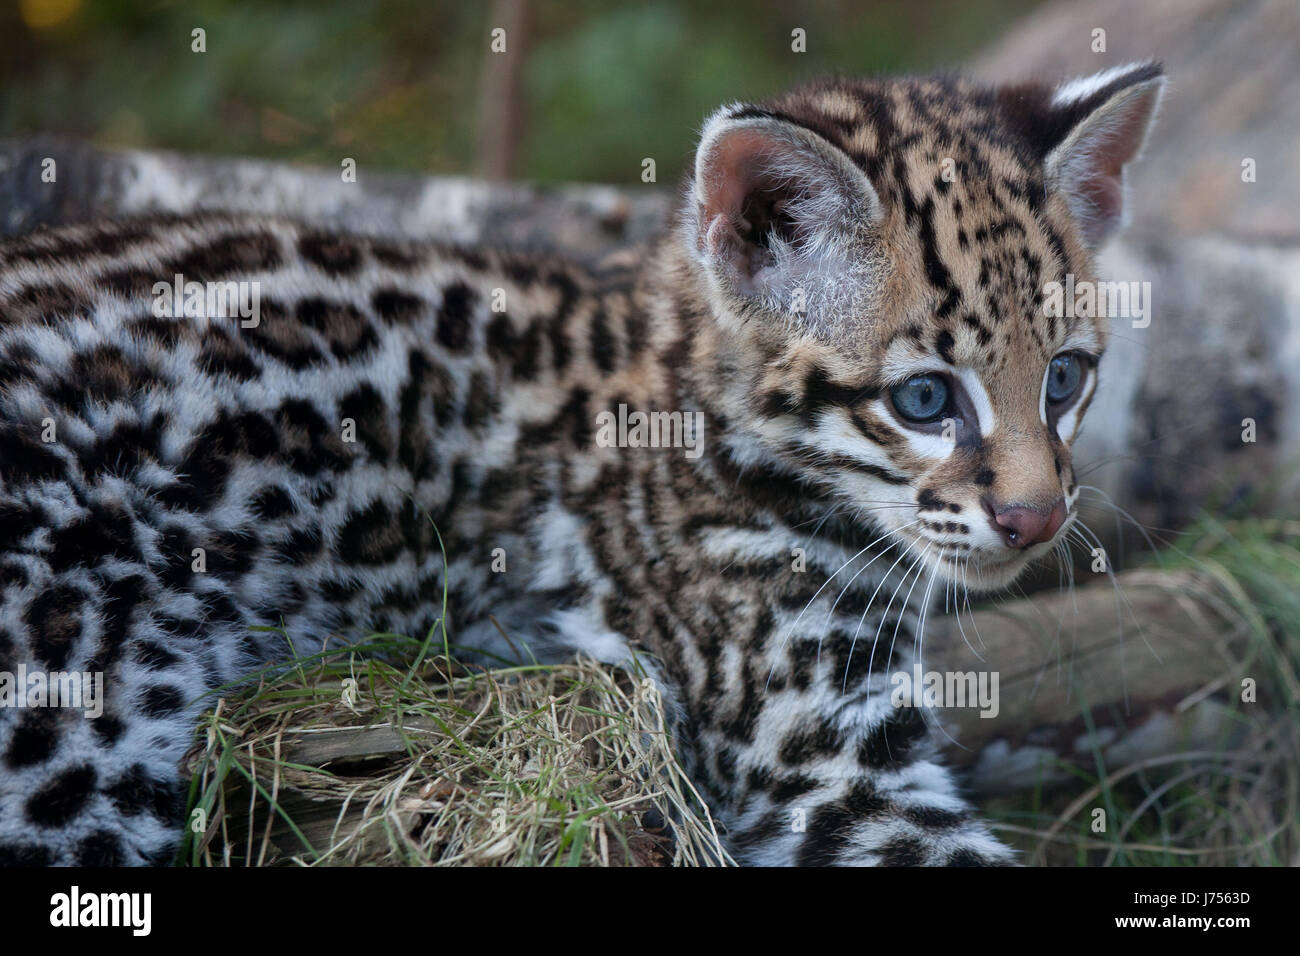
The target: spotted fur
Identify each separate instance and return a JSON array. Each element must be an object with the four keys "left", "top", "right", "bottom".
[{"left": 0, "top": 64, "right": 1163, "bottom": 866}]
